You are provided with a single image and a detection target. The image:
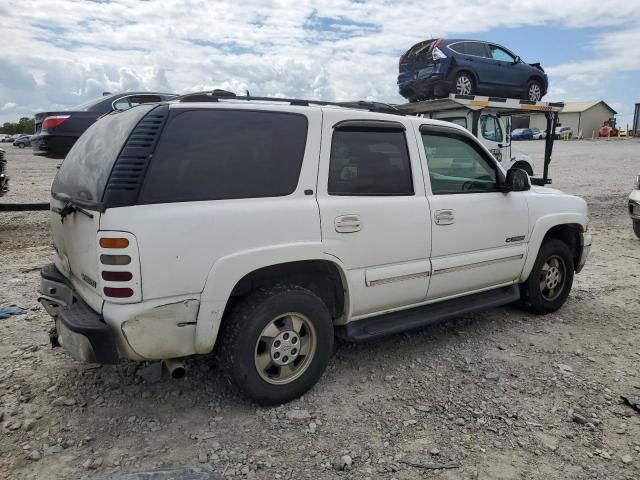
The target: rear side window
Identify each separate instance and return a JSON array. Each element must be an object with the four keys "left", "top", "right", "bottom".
[
  {"left": 139, "top": 110, "right": 308, "bottom": 203},
  {"left": 451, "top": 41, "right": 488, "bottom": 58},
  {"left": 52, "top": 104, "right": 155, "bottom": 205},
  {"left": 328, "top": 129, "right": 413, "bottom": 196}
]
